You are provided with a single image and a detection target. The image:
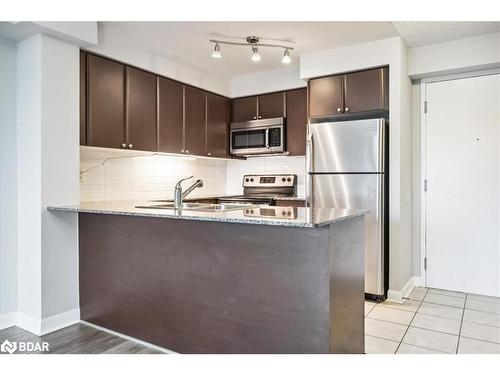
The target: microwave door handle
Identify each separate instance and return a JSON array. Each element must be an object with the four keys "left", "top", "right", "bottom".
[{"left": 265, "top": 128, "right": 270, "bottom": 148}]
